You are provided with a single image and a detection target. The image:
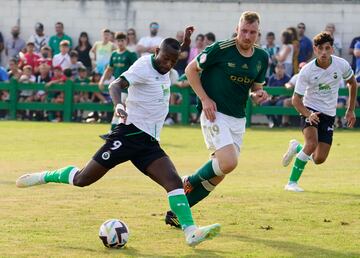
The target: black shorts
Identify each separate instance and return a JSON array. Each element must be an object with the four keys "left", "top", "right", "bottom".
[
  {"left": 301, "top": 107, "right": 335, "bottom": 145},
  {"left": 93, "top": 123, "right": 167, "bottom": 173}
]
